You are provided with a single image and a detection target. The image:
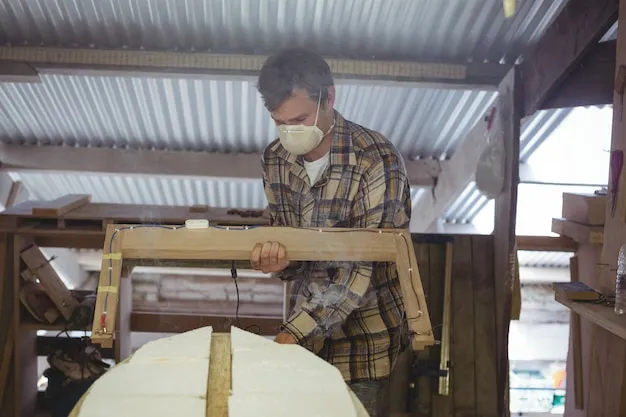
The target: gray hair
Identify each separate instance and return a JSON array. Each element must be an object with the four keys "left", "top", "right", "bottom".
[{"left": 257, "top": 47, "right": 335, "bottom": 112}]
